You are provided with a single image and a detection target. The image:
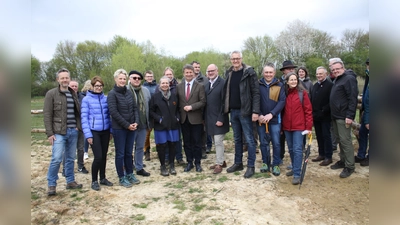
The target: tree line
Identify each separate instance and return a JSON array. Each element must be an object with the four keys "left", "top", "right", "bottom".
[{"left": 31, "top": 20, "right": 369, "bottom": 97}]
